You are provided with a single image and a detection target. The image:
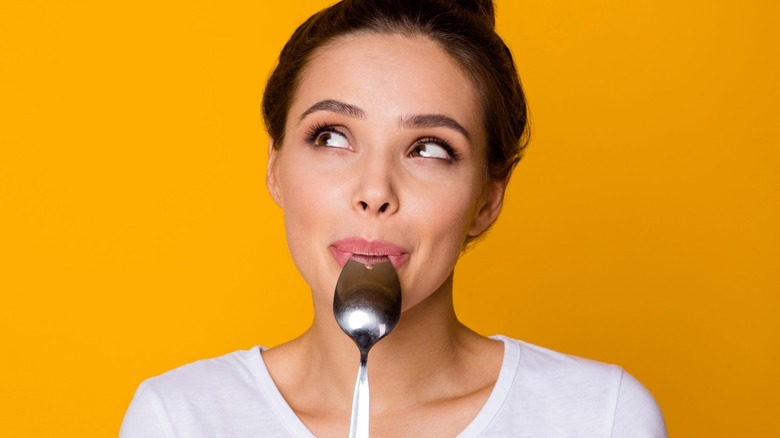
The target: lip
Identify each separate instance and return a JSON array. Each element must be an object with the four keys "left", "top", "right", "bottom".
[{"left": 329, "top": 237, "right": 410, "bottom": 270}]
